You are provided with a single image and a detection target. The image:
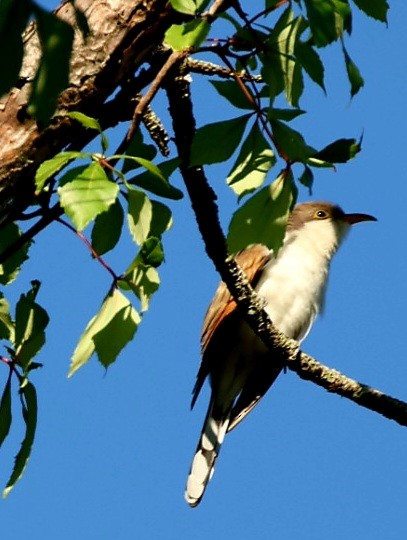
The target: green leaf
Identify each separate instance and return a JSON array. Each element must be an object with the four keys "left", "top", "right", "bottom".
[
  {"left": 14, "top": 281, "right": 49, "bottom": 372},
  {"left": 121, "top": 129, "right": 157, "bottom": 174},
  {"left": 164, "top": 19, "right": 210, "bottom": 51},
  {"left": 139, "top": 237, "right": 165, "bottom": 267},
  {"left": 268, "top": 7, "right": 305, "bottom": 106},
  {"left": 303, "top": 0, "right": 351, "bottom": 47},
  {"left": 343, "top": 46, "right": 364, "bottom": 97},
  {"left": 0, "top": 376, "right": 12, "bottom": 449},
  {"left": 210, "top": 80, "right": 255, "bottom": 110},
  {"left": 270, "top": 119, "right": 315, "bottom": 162},
  {"left": 127, "top": 158, "right": 183, "bottom": 200},
  {"left": 0, "top": 293, "right": 14, "bottom": 341},
  {"left": 150, "top": 200, "right": 173, "bottom": 238},
  {"left": 227, "top": 122, "right": 276, "bottom": 198},
  {"left": 268, "top": 108, "right": 306, "bottom": 121},
  {"left": 351, "top": 0, "right": 388, "bottom": 22},
  {"left": 67, "top": 112, "right": 108, "bottom": 152},
  {"left": 0, "top": 223, "right": 30, "bottom": 285},
  {"left": 190, "top": 114, "right": 251, "bottom": 166},
  {"left": 35, "top": 151, "right": 86, "bottom": 192},
  {"left": 295, "top": 41, "right": 325, "bottom": 91},
  {"left": 298, "top": 165, "right": 314, "bottom": 194},
  {"left": 91, "top": 198, "right": 124, "bottom": 256},
  {"left": 313, "top": 137, "right": 361, "bottom": 163},
  {"left": 227, "top": 170, "right": 297, "bottom": 255},
  {"left": 68, "top": 289, "right": 140, "bottom": 375},
  {"left": 27, "top": 6, "right": 74, "bottom": 122},
  {"left": 120, "top": 262, "right": 160, "bottom": 312},
  {"left": 127, "top": 189, "right": 153, "bottom": 245},
  {"left": 58, "top": 162, "right": 119, "bottom": 231},
  {"left": 169, "top": 0, "right": 198, "bottom": 15},
  {"left": 3, "top": 381, "right": 37, "bottom": 499},
  {"left": 0, "top": 0, "right": 32, "bottom": 96}
]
